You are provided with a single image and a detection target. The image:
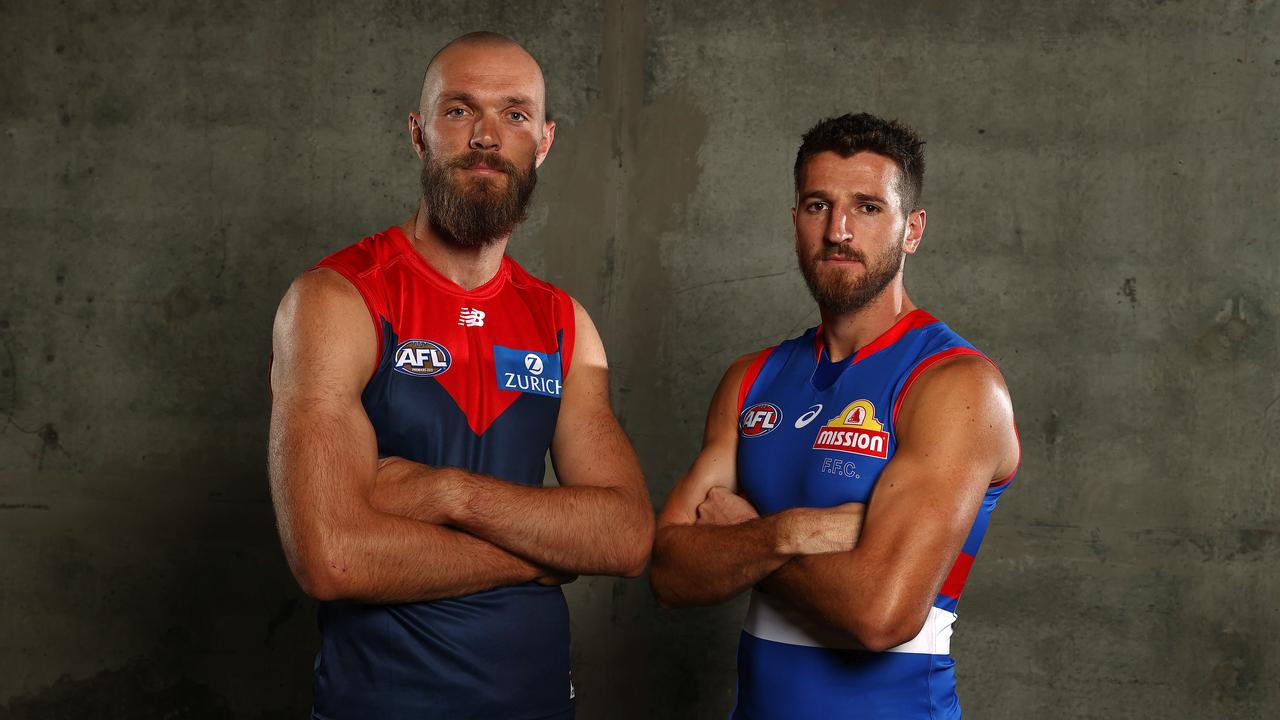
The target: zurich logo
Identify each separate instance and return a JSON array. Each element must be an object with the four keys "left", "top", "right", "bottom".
[
  {"left": 494, "top": 345, "right": 562, "bottom": 398},
  {"left": 524, "top": 353, "right": 544, "bottom": 376}
]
